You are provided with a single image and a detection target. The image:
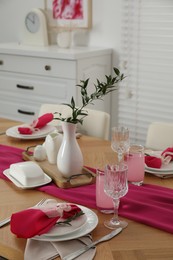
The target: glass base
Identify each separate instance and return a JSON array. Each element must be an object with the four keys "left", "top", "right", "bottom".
[
  {"left": 104, "top": 219, "right": 128, "bottom": 230},
  {"left": 99, "top": 209, "right": 114, "bottom": 214},
  {"left": 129, "top": 180, "right": 143, "bottom": 186}
]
